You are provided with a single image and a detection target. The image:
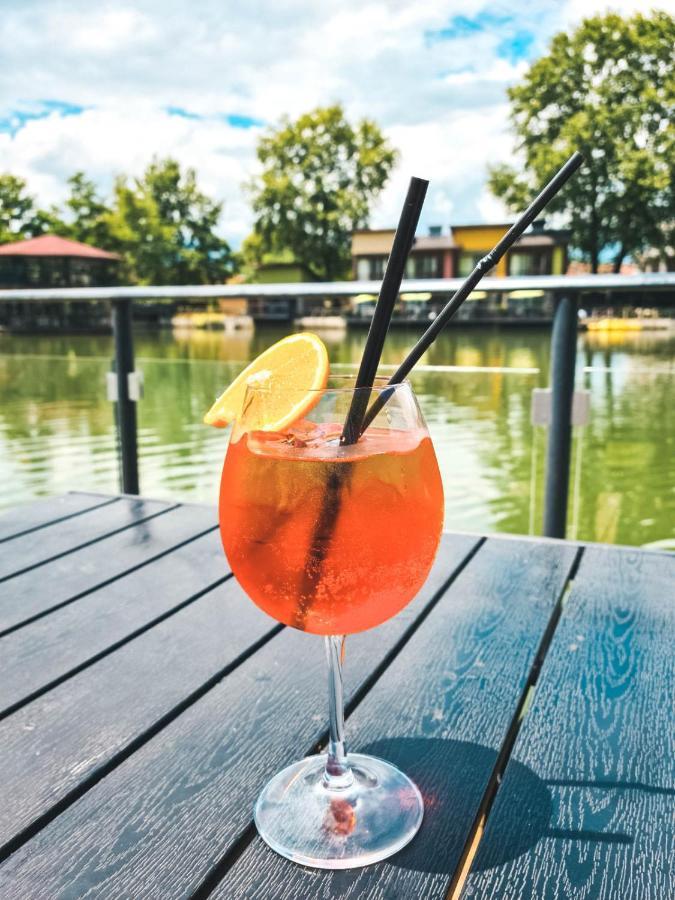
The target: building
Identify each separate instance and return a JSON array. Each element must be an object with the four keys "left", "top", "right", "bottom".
[
  {"left": 351, "top": 220, "right": 569, "bottom": 280},
  {"left": 352, "top": 225, "right": 455, "bottom": 280},
  {"left": 0, "top": 235, "right": 120, "bottom": 332},
  {"left": 349, "top": 221, "right": 570, "bottom": 325},
  {"left": 0, "top": 234, "right": 120, "bottom": 289}
]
